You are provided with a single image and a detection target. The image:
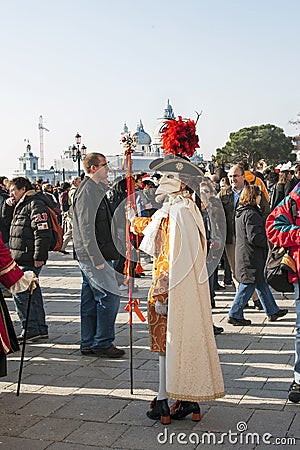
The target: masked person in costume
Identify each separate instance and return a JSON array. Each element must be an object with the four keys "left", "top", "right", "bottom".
[{"left": 130, "top": 117, "right": 225, "bottom": 424}]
